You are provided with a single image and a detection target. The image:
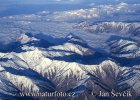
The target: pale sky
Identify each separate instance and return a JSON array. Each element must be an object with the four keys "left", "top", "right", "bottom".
[
  {"left": 0, "top": 0, "right": 140, "bottom": 5},
  {"left": 0, "top": 0, "right": 139, "bottom": 17}
]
